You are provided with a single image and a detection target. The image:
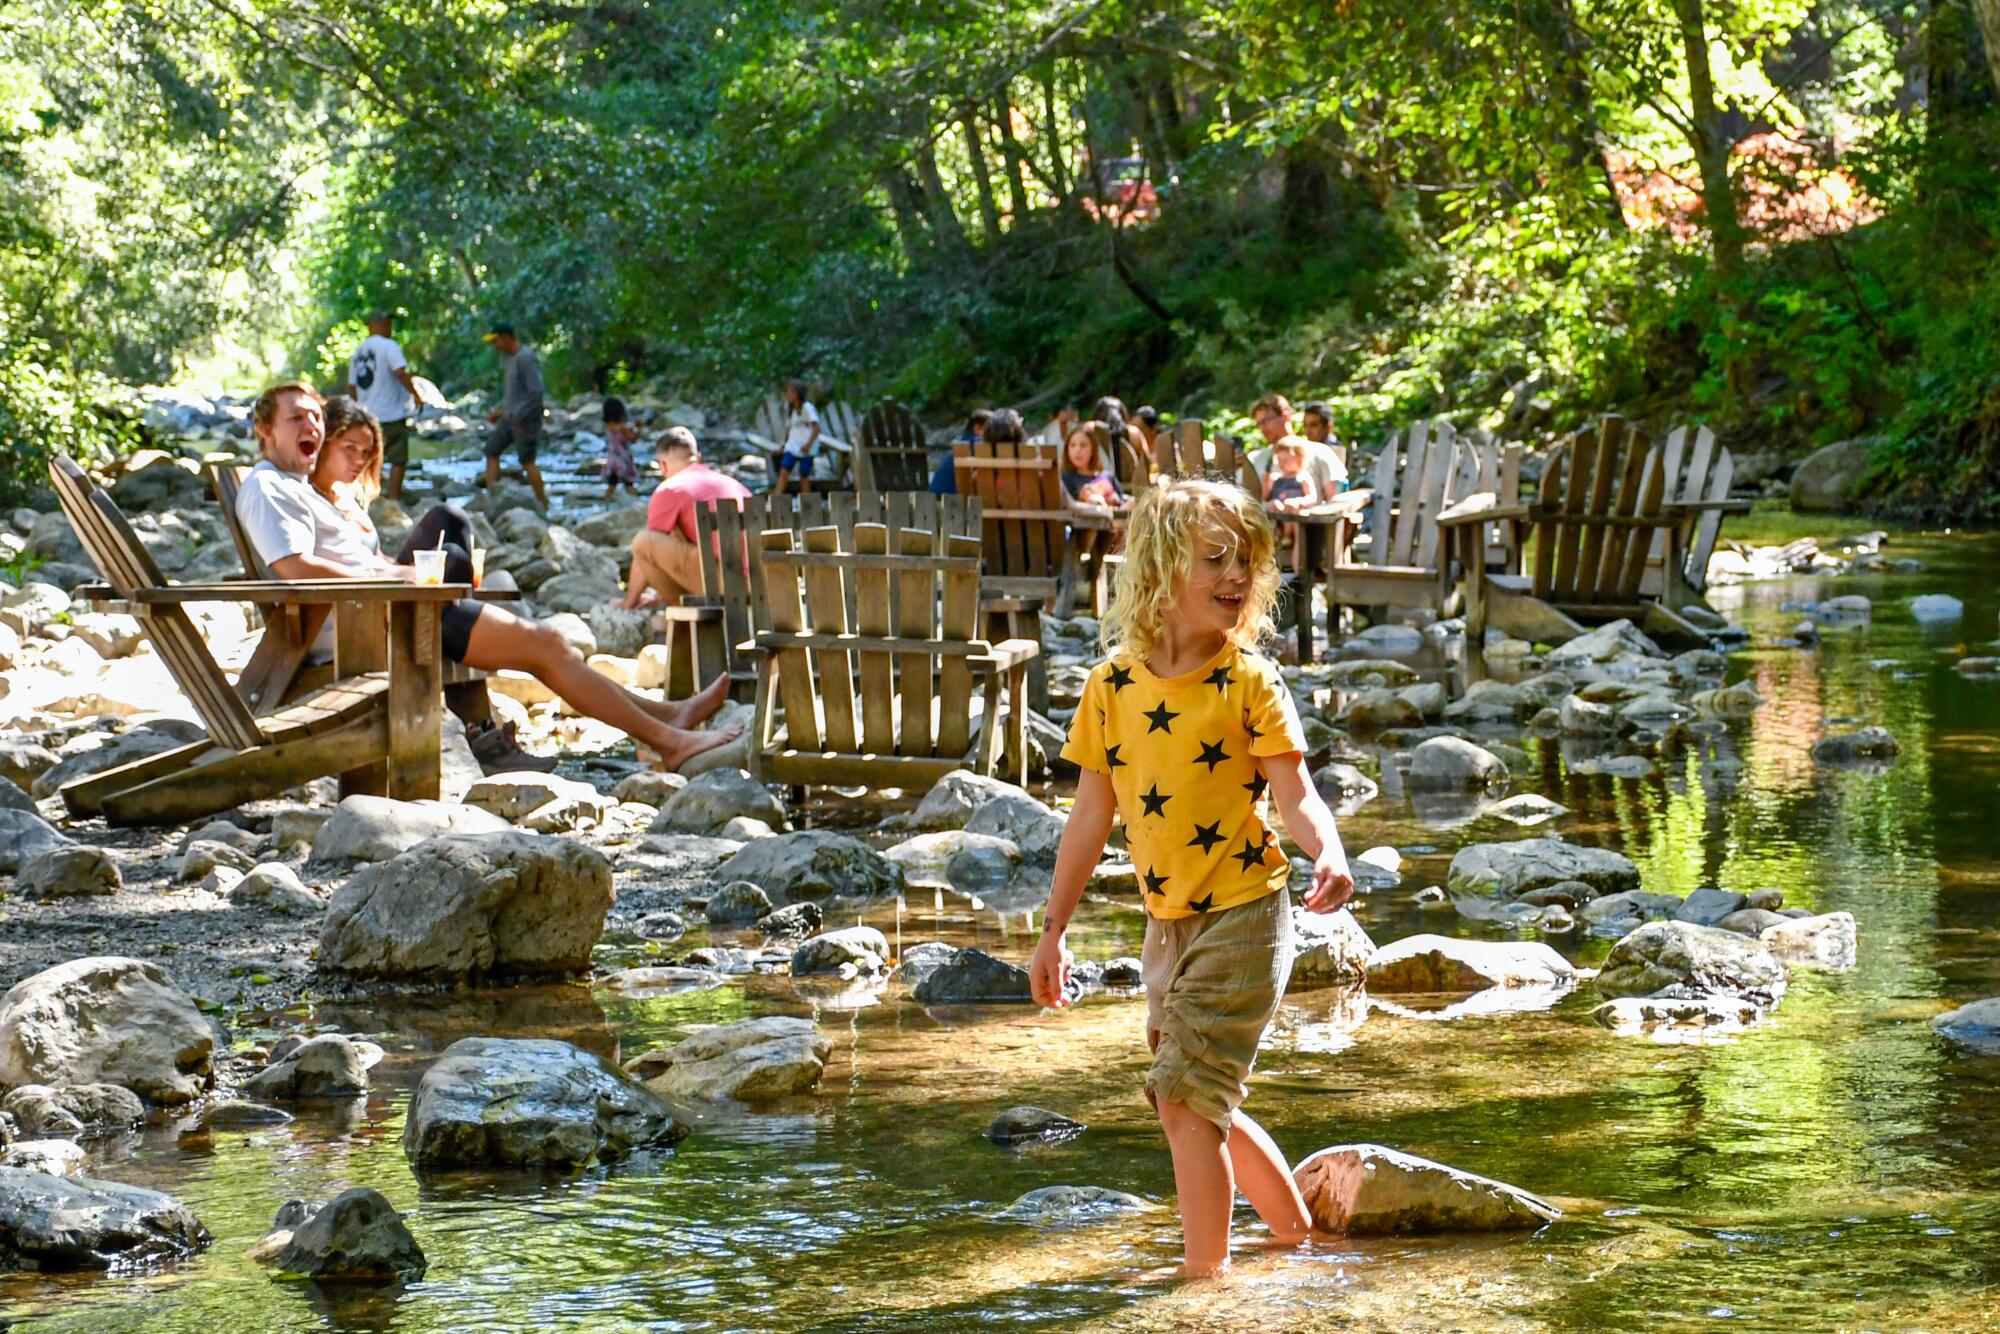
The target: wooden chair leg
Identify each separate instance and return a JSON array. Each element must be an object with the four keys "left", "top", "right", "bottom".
[
  {"left": 976, "top": 672, "right": 1005, "bottom": 777},
  {"left": 1008, "top": 664, "right": 1030, "bottom": 787},
  {"left": 60, "top": 738, "right": 218, "bottom": 818},
  {"left": 101, "top": 715, "right": 387, "bottom": 827}
]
